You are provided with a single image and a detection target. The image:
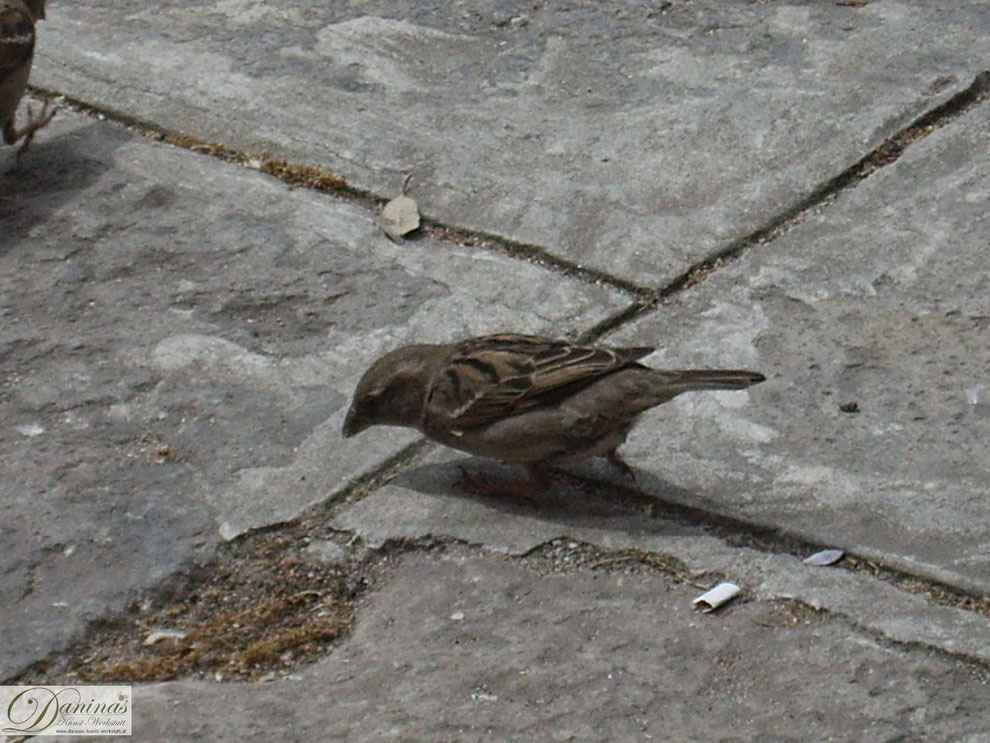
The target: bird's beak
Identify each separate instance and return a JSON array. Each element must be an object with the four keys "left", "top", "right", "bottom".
[{"left": 341, "top": 407, "right": 369, "bottom": 438}]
